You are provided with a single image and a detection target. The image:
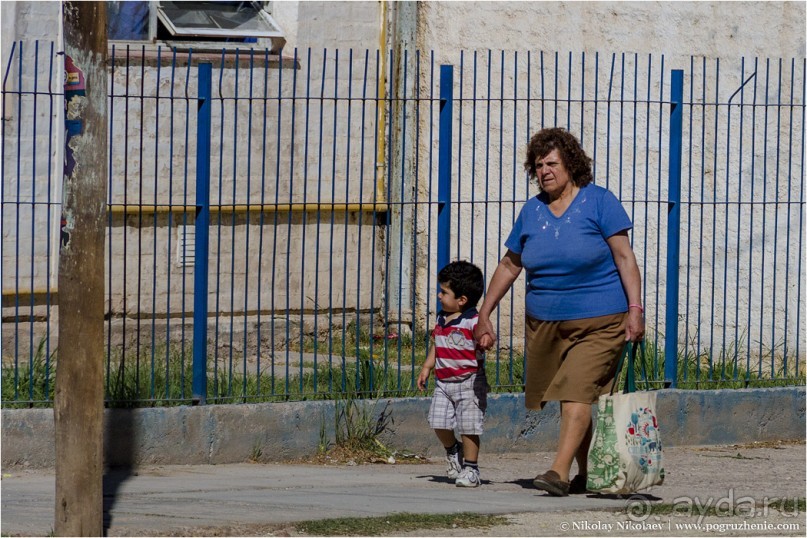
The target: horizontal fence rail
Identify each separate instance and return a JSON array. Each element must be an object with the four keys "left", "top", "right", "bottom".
[{"left": 2, "top": 42, "right": 805, "bottom": 407}]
